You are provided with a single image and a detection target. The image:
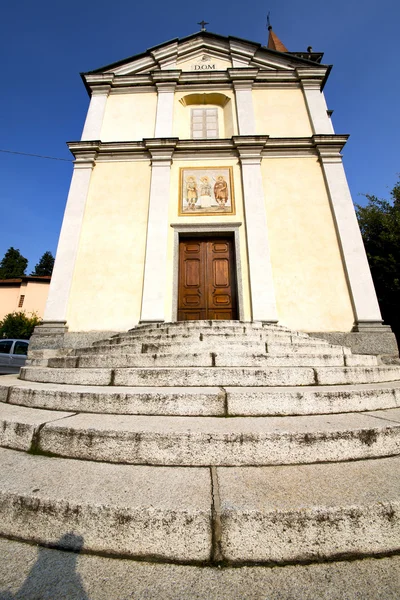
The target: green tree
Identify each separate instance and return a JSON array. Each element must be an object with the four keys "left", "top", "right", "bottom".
[
  {"left": 31, "top": 251, "right": 54, "bottom": 276},
  {"left": 356, "top": 177, "right": 400, "bottom": 341},
  {"left": 0, "top": 311, "right": 42, "bottom": 339},
  {"left": 0, "top": 247, "right": 28, "bottom": 279}
]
